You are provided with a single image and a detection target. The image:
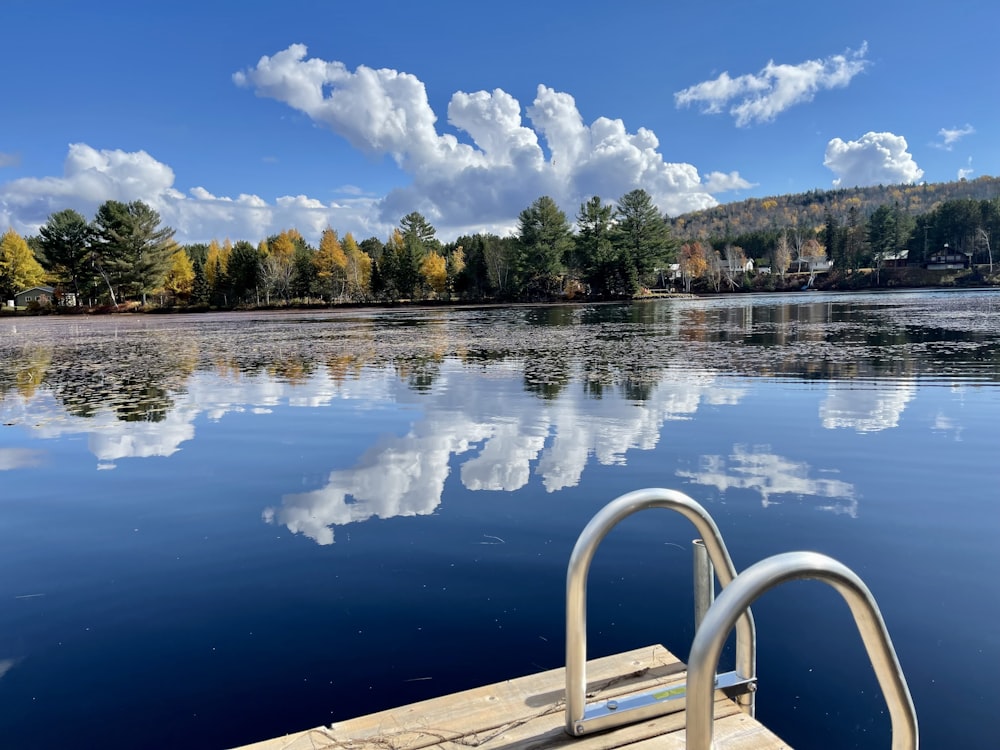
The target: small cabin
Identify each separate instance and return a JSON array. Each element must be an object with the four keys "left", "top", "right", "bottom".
[
  {"left": 881, "top": 249, "right": 909, "bottom": 268},
  {"left": 14, "top": 286, "right": 55, "bottom": 307}
]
